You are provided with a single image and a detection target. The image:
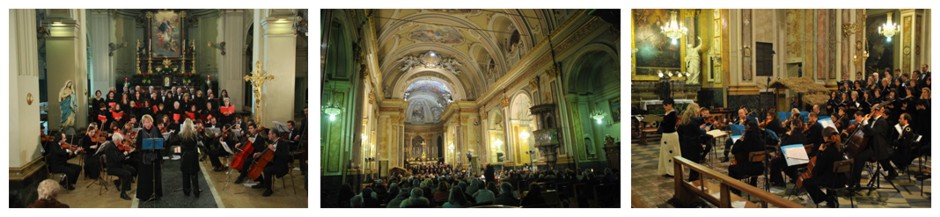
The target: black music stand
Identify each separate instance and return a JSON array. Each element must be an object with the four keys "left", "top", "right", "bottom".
[{"left": 143, "top": 138, "right": 165, "bottom": 203}]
